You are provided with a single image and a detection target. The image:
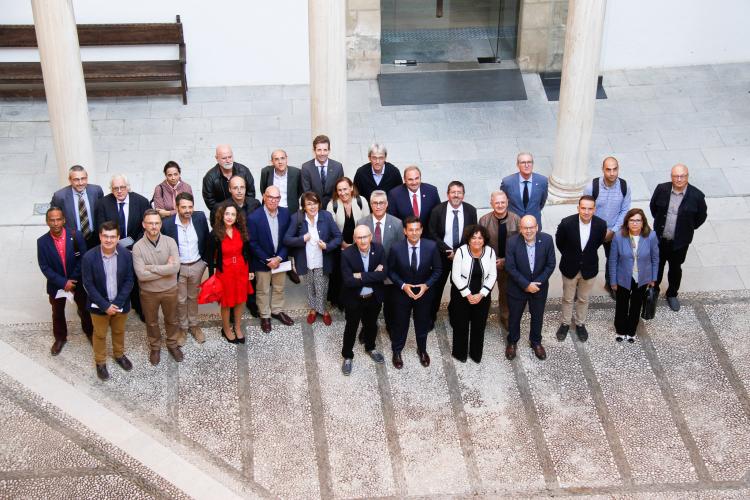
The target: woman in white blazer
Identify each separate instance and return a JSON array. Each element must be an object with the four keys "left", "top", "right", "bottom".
[{"left": 449, "top": 224, "right": 497, "bottom": 363}]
